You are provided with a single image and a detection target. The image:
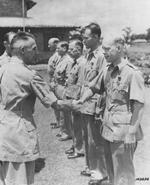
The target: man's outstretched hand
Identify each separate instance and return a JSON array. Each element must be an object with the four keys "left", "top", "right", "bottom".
[
  {"left": 52, "top": 99, "right": 82, "bottom": 112},
  {"left": 56, "top": 100, "right": 73, "bottom": 110}
]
